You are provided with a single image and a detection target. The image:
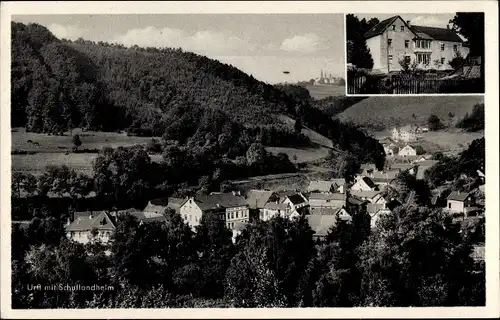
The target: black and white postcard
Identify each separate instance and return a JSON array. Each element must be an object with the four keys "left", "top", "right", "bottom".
[{"left": 1, "top": 1, "right": 498, "bottom": 319}]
